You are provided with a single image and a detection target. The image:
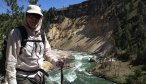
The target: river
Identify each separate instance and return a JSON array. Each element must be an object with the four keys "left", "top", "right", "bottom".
[{"left": 46, "top": 50, "right": 115, "bottom": 84}]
